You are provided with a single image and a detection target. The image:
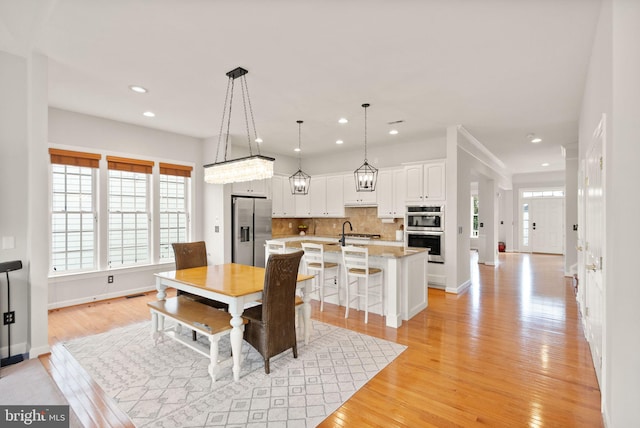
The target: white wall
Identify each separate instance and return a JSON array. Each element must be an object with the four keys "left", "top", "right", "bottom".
[
  {"left": 564, "top": 152, "right": 579, "bottom": 275},
  {"left": 0, "top": 50, "right": 49, "bottom": 359},
  {"left": 306, "top": 136, "right": 447, "bottom": 175},
  {"left": 0, "top": 51, "right": 30, "bottom": 359},
  {"left": 579, "top": 0, "right": 640, "bottom": 425},
  {"left": 47, "top": 109, "right": 205, "bottom": 308}
]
